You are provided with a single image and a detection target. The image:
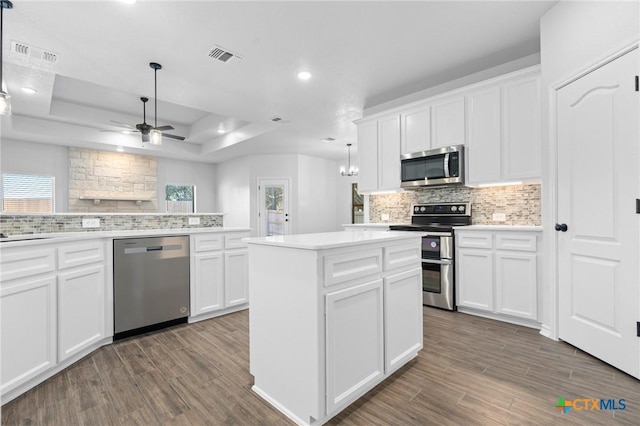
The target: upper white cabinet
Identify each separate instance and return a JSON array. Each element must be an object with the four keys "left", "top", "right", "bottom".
[
  {"left": 356, "top": 114, "right": 401, "bottom": 193},
  {"left": 400, "top": 103, "right": 430, "bottom": 154},
  {"left": 431, "top": 95, "right": 466, "bottom": 149},
  {"left": 466, "top": 68, "right": 541, "bottom": 185},
  {"left": 399, "top": 95, "right": 465, "bottom": 155}
]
